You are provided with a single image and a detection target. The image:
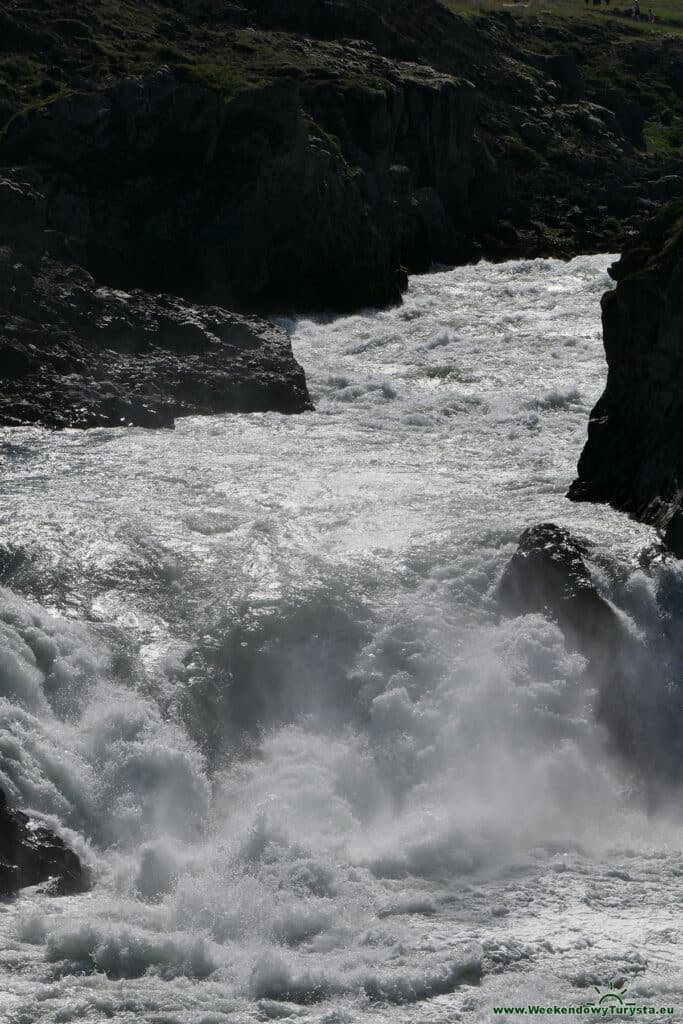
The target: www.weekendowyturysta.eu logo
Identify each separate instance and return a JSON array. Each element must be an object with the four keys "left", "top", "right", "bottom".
[
  {"left": 493, "top": 981, "right": 675, "bottom": 1017},
  {"left": 590, "top": 982, "right": 635, "bottom": 1011}
]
